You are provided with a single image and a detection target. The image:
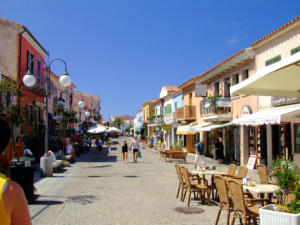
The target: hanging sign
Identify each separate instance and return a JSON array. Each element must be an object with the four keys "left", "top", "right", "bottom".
[
  {"left": 247, "top": 154, "right": 257, "bottom": 169},
  {"left": 195, "top": 84, "right": 207, "bottom": 97},
  {"left": 204, "top": 100, "right": 211, "bottom": 109},
  {"left": 216, "top": 98, "right": 232, "bottom": 107}
]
